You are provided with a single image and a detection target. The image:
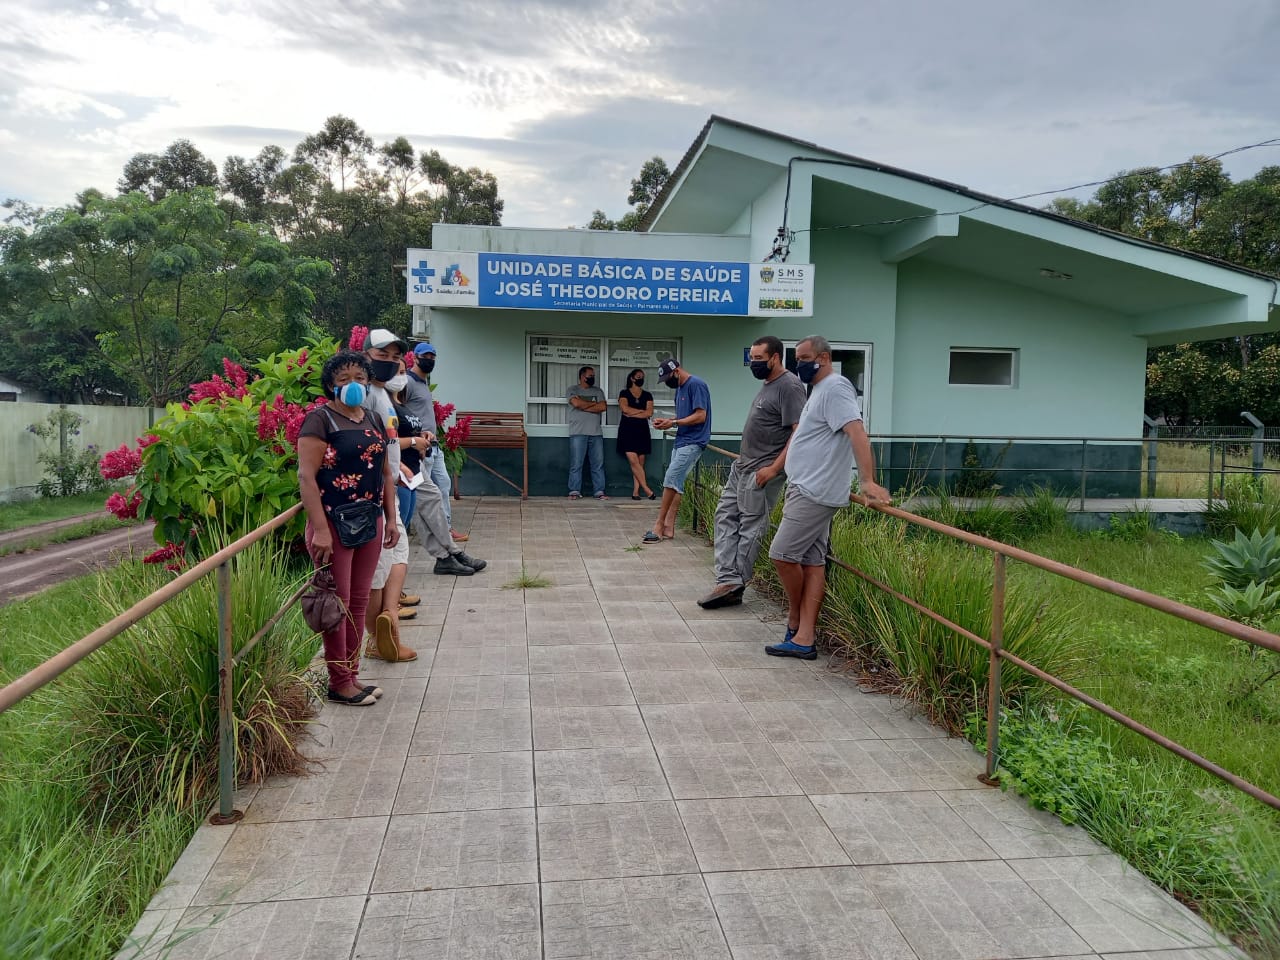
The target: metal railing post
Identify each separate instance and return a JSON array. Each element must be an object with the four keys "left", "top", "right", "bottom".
[
  {"left": 1243, "top": 411, "right": 1264, "bottom": 482},
  {"left": 940, "top": 437, "right": 947, "bottom": 492},
  {"left": 691, "top": 460, "right": 701, "bottom": 533},
  {"left": 1079, "top": 438, "right": 1088, "bottom": 505},
  {"left": 1143, "top": 415, "right": 1158, "bottom": 497},
  {"left": 1219, "top": 438, "right": 1227, "bottom": 497},
  {"left": 1208, "top": 440, "right": 1216, "bottom": 502},
  {"left": 211, "top": 562, "right": 243, "bottom": 825},
  {"left": 981, "top": 553, "right": 1005, "bottom": 786}
]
